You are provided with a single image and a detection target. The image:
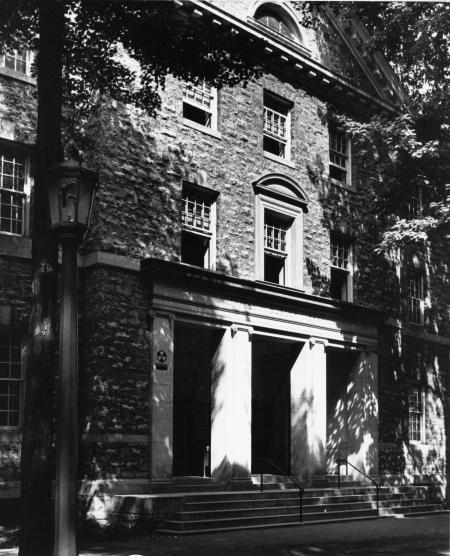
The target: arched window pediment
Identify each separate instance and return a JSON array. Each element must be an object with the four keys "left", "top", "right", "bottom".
[{"left": 253, "top": 173, "right": 309, "bottom": 212}]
